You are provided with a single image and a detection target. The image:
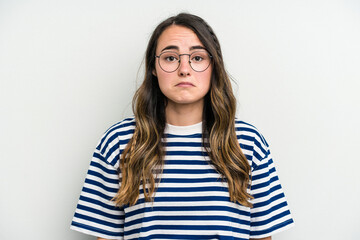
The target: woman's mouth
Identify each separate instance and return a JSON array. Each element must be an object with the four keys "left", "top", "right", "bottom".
[{"left": 176, "top": 82, "right": 194, "bottom": 87}]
